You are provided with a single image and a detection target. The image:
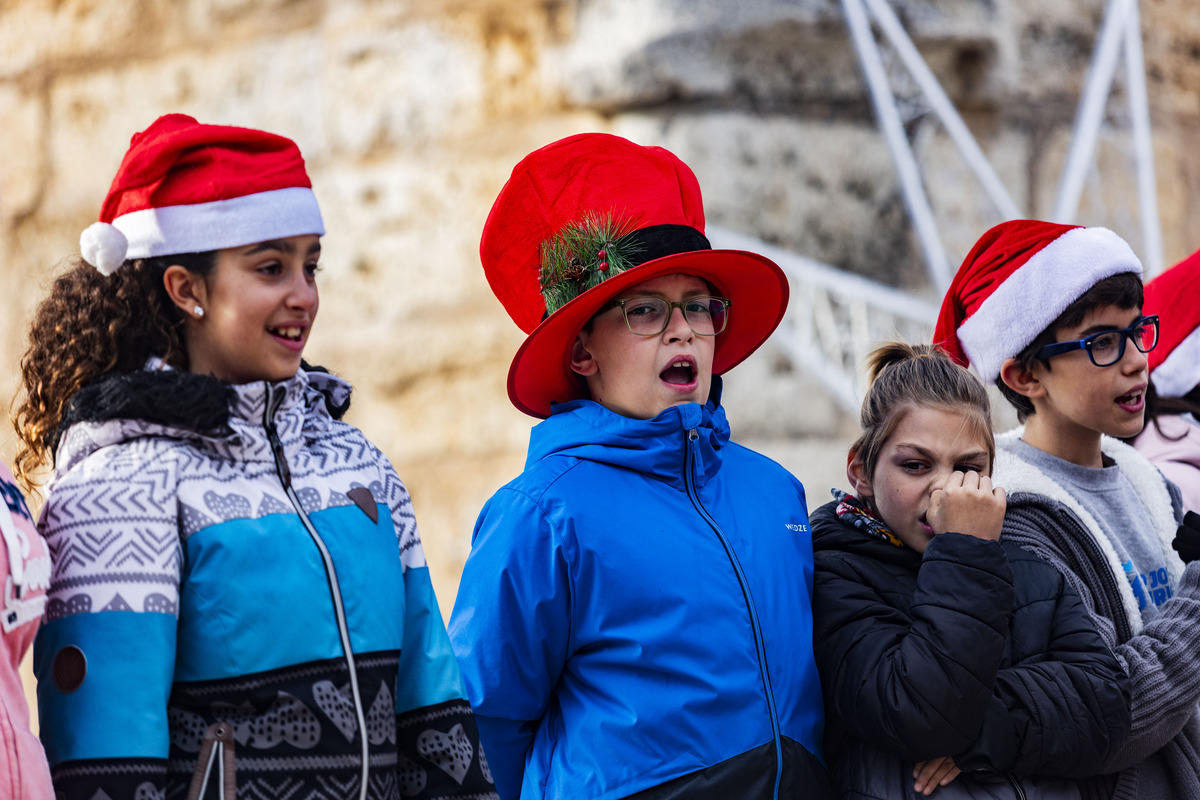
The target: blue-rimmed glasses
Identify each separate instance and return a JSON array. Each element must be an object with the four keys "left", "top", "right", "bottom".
[
  {"left": 612, "top": 296, "right": 731, "bottom": 336},
  {"left": 1036, "top": 315, "right": 1159, "bottom": 367}
]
